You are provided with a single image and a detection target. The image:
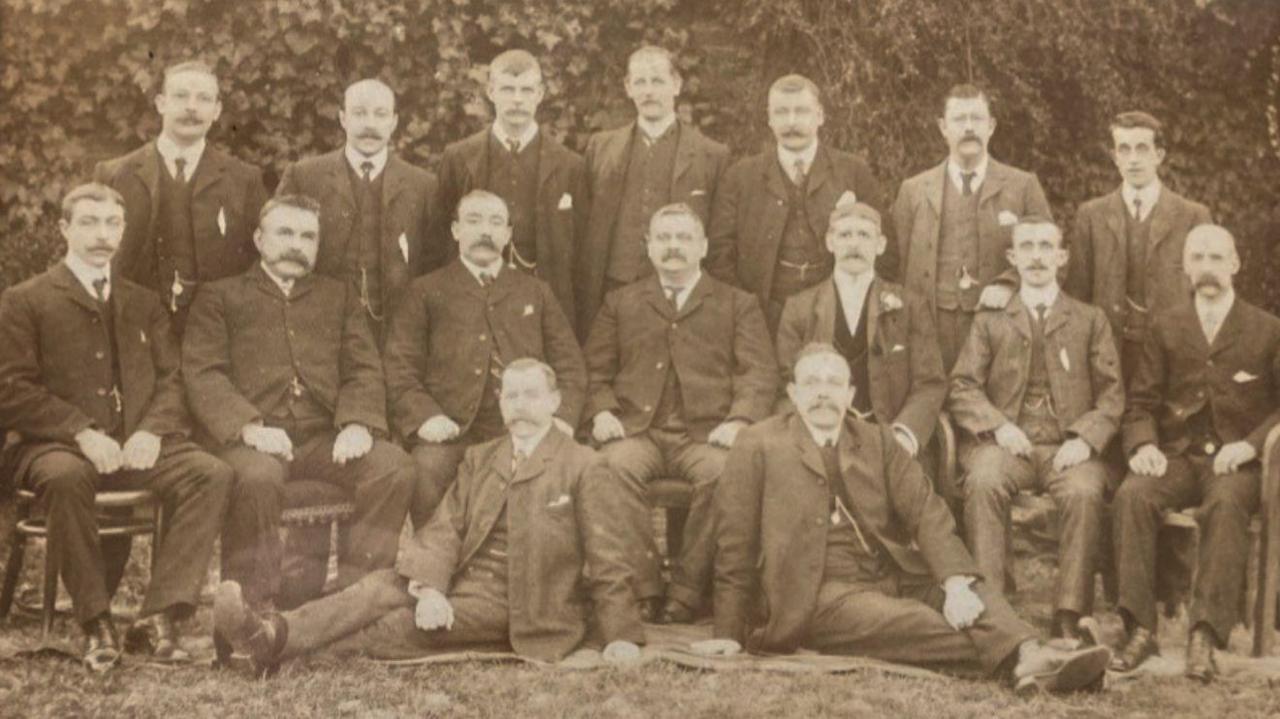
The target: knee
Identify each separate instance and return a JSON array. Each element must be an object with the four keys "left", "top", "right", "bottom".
[
  {"left": 1113, "top": 477, "right": 1155, "bottom": 514},
  {"left": 411, "top": 444, "right": 462, "bottom": 489},
  {"left": 1200, "top": 483, "right": 1254, "bottom": 521},
  {"left": 962, "top": 465, "right": 1009, "bottom": 501},
  {"left": 32, "top": 454, "right": 97, "bottom": 501},
  {"left": 191, "top": 453, "right": 235, "bottom": 496},
  {"left": 228, "top": 454, "right": 285, "bottom": 502},
  {"left": 1057, "top": 474, "right": 1105, "bottom": 508}
]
